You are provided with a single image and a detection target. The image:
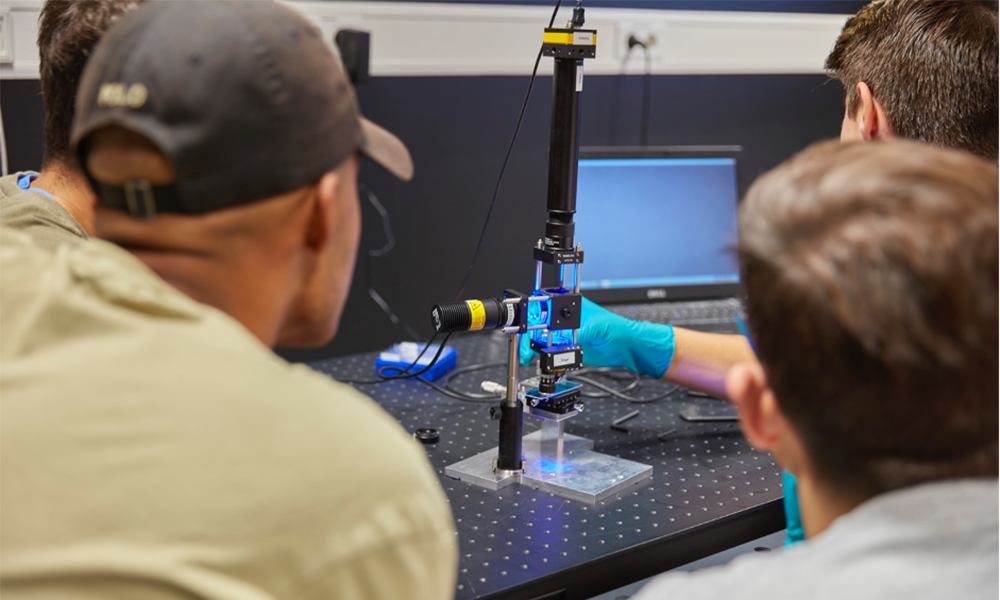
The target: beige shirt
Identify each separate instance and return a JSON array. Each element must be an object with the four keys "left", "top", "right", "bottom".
[
  {"left": 0, "top": 172, "right": 89, "bottom": 250},
  {"left": 0, "top": 229, "right": 457, "bottom": 600}
]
